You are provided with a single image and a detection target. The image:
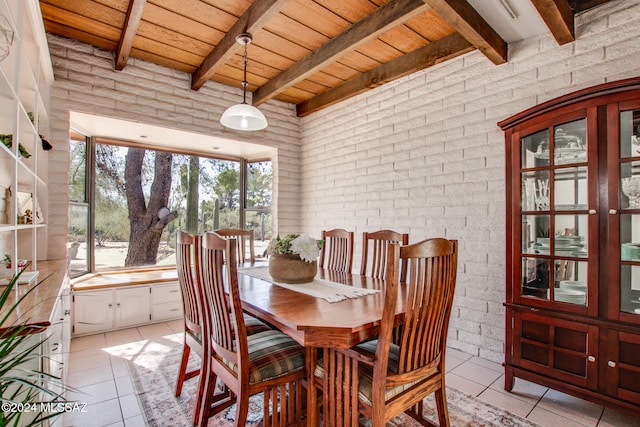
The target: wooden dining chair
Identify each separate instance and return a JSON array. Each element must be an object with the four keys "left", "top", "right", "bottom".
[
  {"left": 311, "top": 238, "right": 459, "bottom": 427},
  {"left": 360, "top": 229, "right": 409, "bottom": 282},
  {"left": 319, "top": 228, "right": 354, "bottom": 273},
  {"left": 175, "top": 231, "right": 270, "bottom": 425},
  {"left": 197, "top": 232, "right": 306, "bottom": 427},
  {"left": 214, "top": 228, "right": 255, "bottom": 263},
  {"left": 174, "top": 231, "right": 207, "bottom": 425}
]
